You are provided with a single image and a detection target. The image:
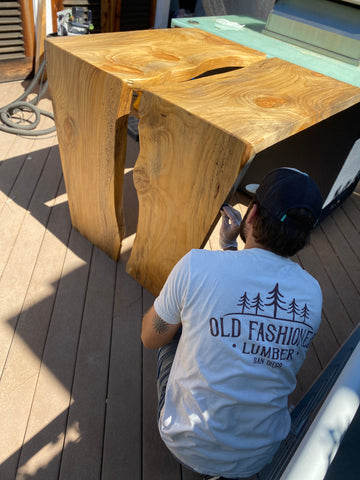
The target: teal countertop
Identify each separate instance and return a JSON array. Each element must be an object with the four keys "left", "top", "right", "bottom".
[{"left": 171, "top": 15, "right": 360, "bottom": 88}]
